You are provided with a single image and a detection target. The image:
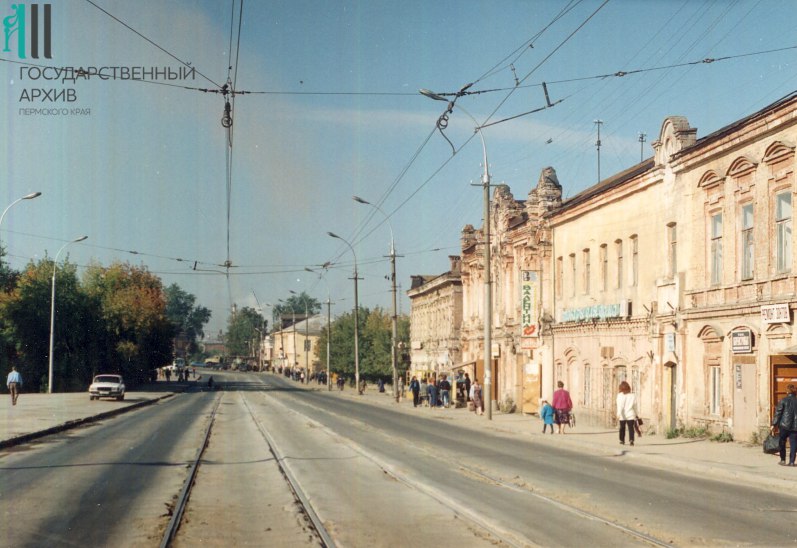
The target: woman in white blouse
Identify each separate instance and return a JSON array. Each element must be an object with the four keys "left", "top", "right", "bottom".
[{"left": 616, "top": 381, "right": 638, "bottom": 446}]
